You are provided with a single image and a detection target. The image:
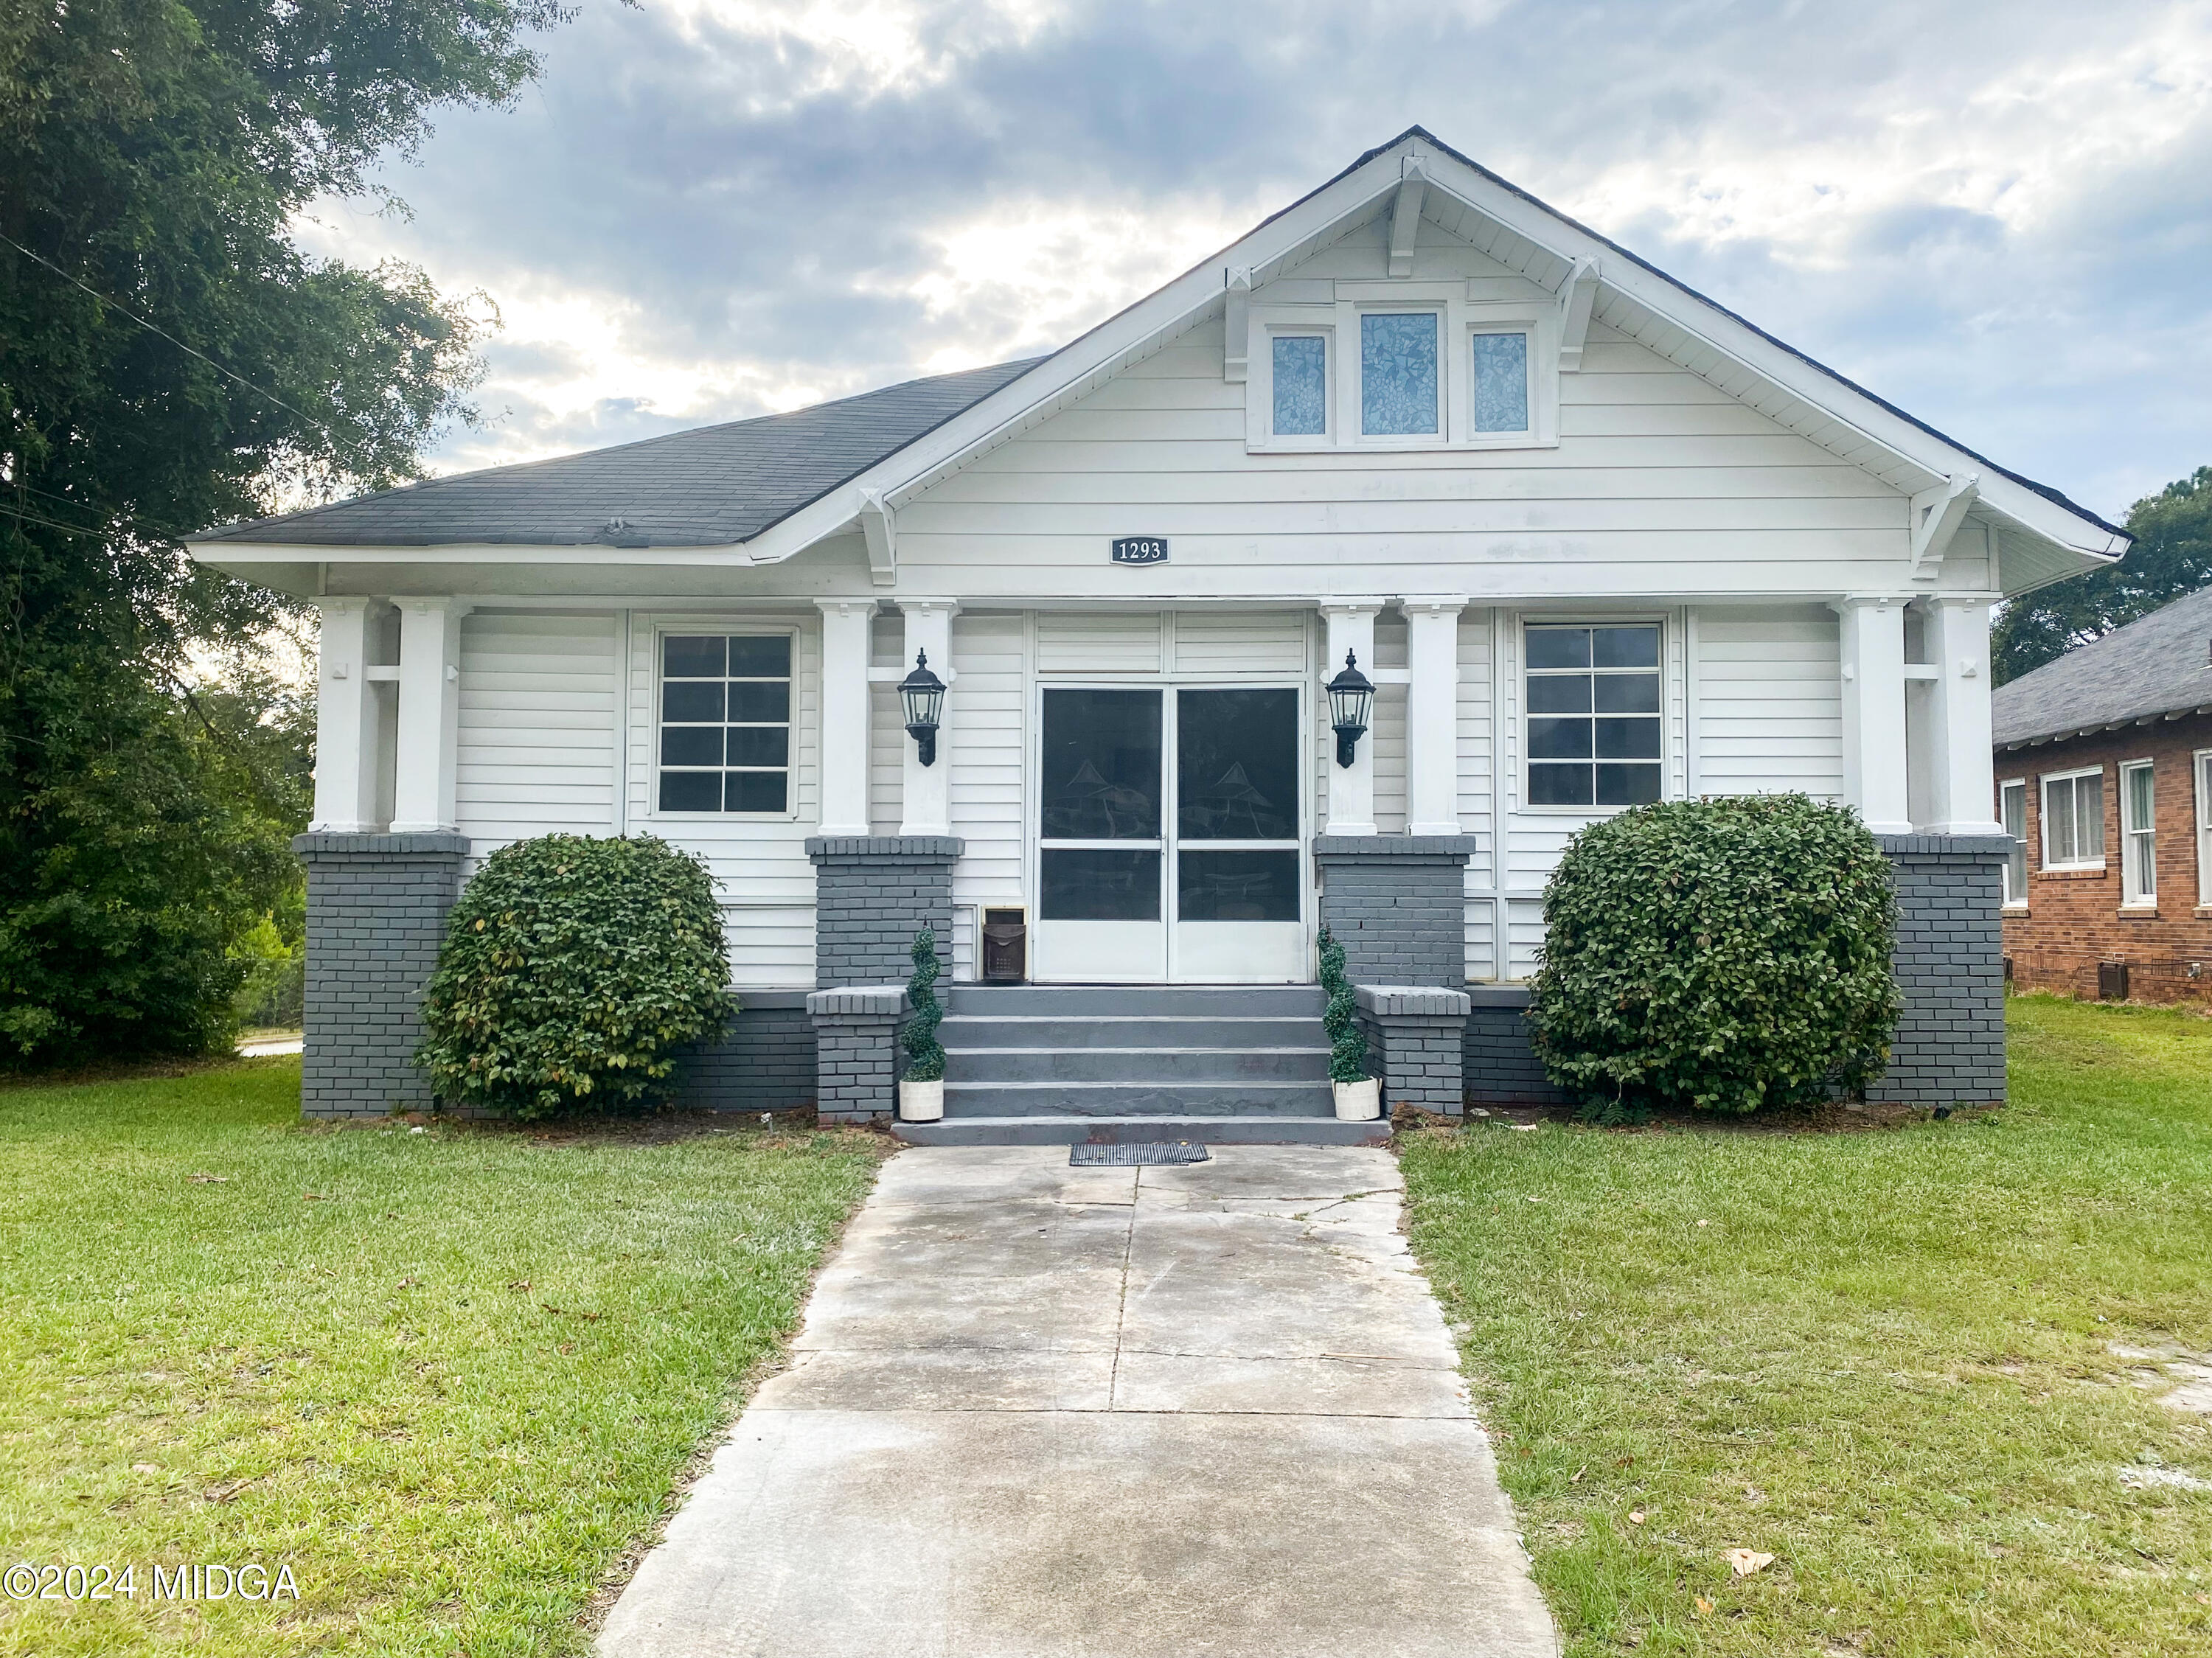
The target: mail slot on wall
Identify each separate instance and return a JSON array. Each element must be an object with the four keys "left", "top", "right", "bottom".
[{"left": 981, "top": 908, "right": 1027, "bottom": 983}]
